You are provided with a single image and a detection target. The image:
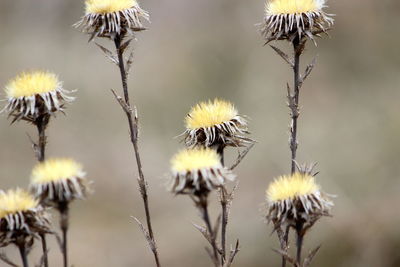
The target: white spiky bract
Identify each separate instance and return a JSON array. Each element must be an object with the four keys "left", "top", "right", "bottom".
[
  {"left": 170, "top": 148, "right": 235, "bottom": 195},
  {"left": 261, "top": 0, "right": 334, "bottom": 43},
  {"left": 266, "top": 173, "right": 333, "bottom": 227},
  {"left": 29, "top": 158, "right": 89, "bottom": 206},
  {"left": 75, "top": 0, "right": 149, "bottom": 39},
  {"left": 2, "top": 71, "right": 74, "bottom": 122}
]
